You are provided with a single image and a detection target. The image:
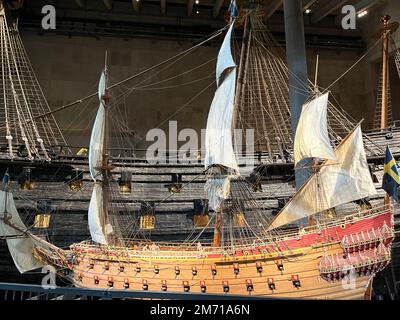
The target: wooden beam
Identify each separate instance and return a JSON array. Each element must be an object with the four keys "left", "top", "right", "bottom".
[
  {"left": 103, "top": 0, "right": 113, "bottom": 10},
  {"left": 267, "top": 22, "right": 361, "bottom": 38},
  {"left": 161, "top": 0, "right": 166, "bottom": 15},
  {"left": 187, "top": 0, "right": 195, "bottom": 17},
  {"left": 132, "top": 0, "right": 139, "bottom": 12},
  {"left": 213, "top": 0, "right": 224, "bottom": 18},
  {"left": 355, "top": 0, "right": 381, "bottom": 13},
  {"left": 311, "top": 0, "right": 348, "bottom": 24},
  {"left": 264, "top": 0, "right": 283, "bottom": 19},
  {"left": 302, "top": 0, "right": 318, "bottom": 11},
  {"left": 75, "top": 0, "right": 84, "bottom": 8}
]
